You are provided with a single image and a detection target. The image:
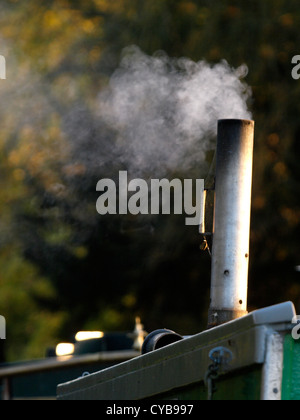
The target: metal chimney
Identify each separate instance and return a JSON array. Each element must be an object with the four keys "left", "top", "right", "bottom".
[{"left": 208, "top": 119, "right": 255, "bottom": 328}]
